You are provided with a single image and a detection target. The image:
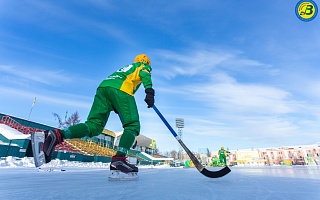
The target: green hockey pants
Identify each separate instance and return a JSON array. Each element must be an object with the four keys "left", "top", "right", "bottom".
[{"left": 63, "top": 87, "right": 140, "bottom": 156}]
